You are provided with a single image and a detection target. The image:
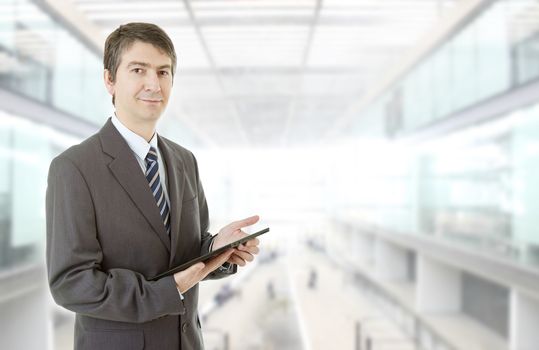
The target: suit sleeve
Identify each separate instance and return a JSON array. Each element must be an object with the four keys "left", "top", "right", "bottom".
[
  {"left": 46, "top": 156, "right": 185, "bottom": 323},
  {"left": 191, "top": 153, "right": 237, "bottom": 280}
]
